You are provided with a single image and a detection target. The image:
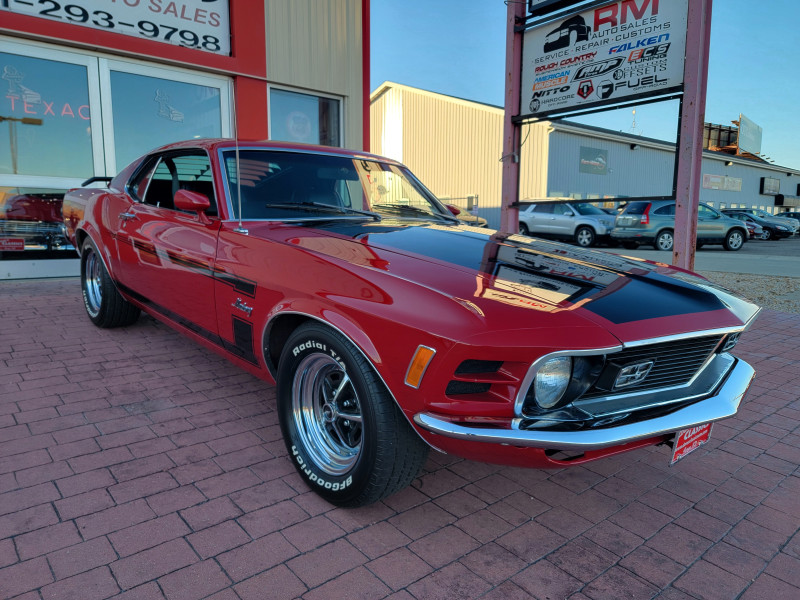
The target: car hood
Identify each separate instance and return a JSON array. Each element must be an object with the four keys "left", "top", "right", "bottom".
[{"left": 266, "top": 220, "right": 760, "bottom": 344}]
